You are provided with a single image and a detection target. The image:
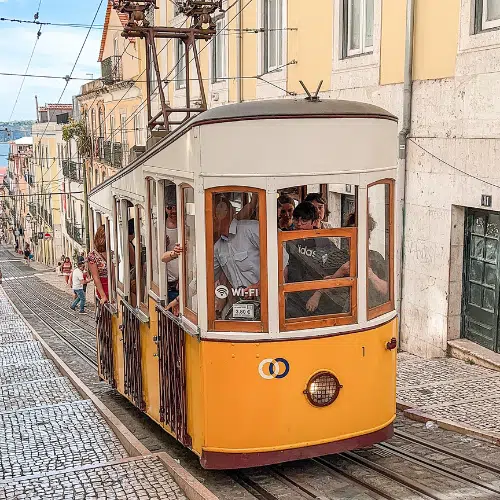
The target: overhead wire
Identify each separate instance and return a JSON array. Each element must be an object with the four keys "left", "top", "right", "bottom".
[{"left": 8, "top": 2, "right": 44, "bottom": 121}]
